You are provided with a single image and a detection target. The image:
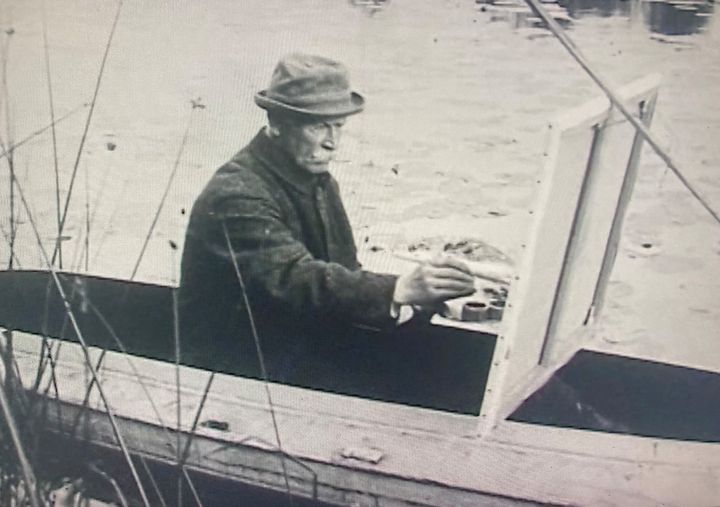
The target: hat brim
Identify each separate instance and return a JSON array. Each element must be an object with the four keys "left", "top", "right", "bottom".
[{"left": 254, "top": 90, "right": 365, "bottom": 118}]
